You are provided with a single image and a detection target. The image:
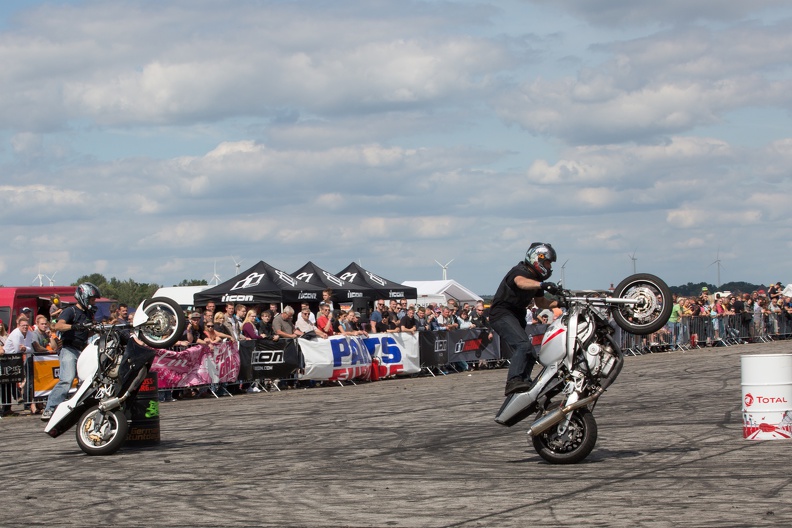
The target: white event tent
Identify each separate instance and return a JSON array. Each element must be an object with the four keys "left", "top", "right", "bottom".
[{"left": 402, "top": 280, "right": 483, "bottom": 307}]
